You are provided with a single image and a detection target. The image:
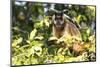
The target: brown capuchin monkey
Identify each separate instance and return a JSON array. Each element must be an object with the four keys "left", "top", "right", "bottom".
[{"left": 52, "top": 11, "right": 84, "bottom": 55}]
